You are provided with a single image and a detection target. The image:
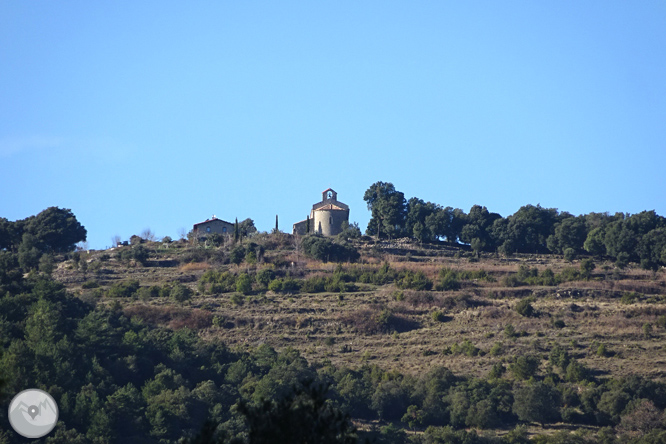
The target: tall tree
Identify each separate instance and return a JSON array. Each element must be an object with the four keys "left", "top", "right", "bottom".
[
  {"left": 363, "top": 182, "right": 407, "bottom": 239},
  {"left": 24, "top": 207, "right": 87, "bottom": 253}
]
